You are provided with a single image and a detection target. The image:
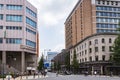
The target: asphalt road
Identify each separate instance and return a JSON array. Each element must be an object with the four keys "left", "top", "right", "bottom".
[{"left": 24, "top": 72, "right": 120, "bottom": 80}]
